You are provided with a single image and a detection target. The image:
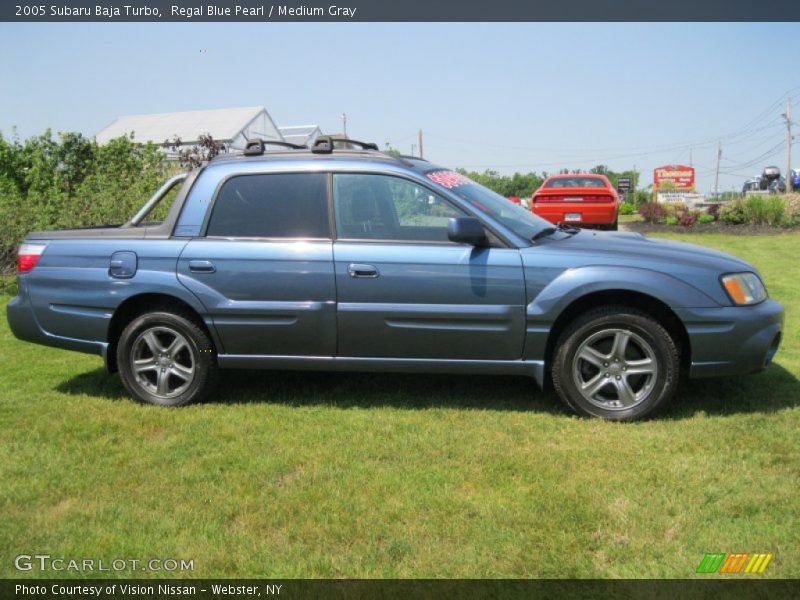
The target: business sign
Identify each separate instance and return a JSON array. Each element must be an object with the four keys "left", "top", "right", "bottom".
[
  {"left": 654, "top": 165, "right": 695, "bottom": 190},
  {"left": 617, "top": 177, "right": 631, "bottom": 192}
]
